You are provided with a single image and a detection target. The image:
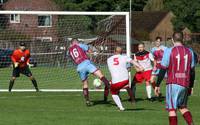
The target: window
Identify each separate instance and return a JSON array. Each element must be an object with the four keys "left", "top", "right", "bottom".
[
  {"left": 36, "top": 37, "right": 52, "bottom": 42},
  {"left": 10, "top": 14, "right": 20, "bottom": 23},
  {"left": 38, "top": 15, "right": 52, "bottom": 27}
]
